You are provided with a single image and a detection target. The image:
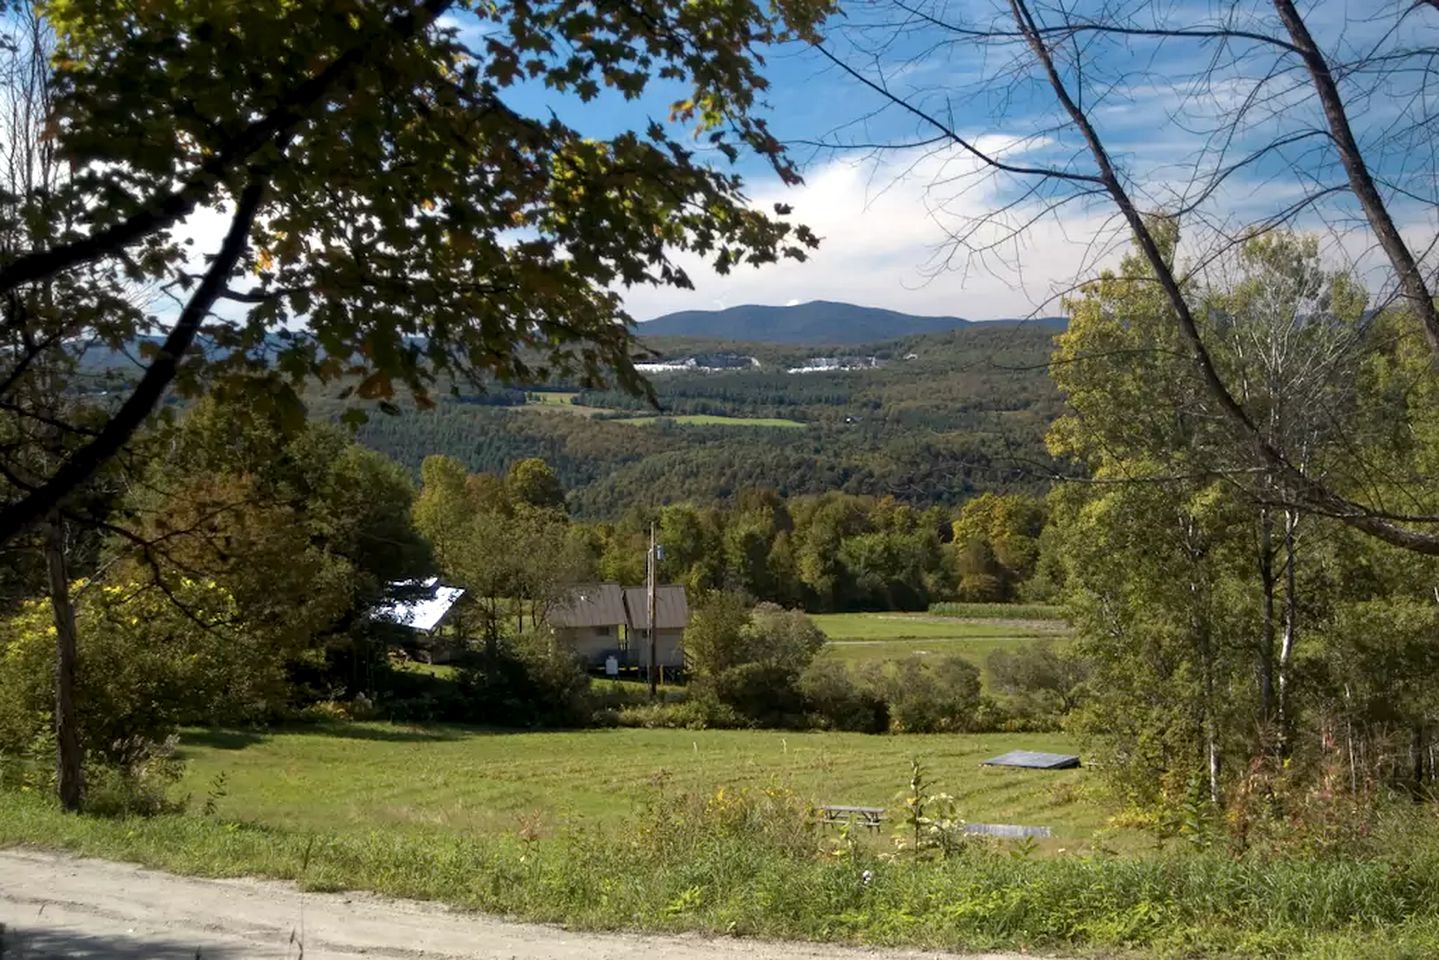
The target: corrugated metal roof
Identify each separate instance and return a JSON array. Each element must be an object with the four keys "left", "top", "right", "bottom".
[
  {"left": 623, "top": 585, "right": 689, "bottom": 630},
  {"left": 549, "top": 583, "right": 627, "bottom": 628},
  {"left": 374, "top": 577, "right": 465, "bottom": 633},
  {"left": 981, "top": 750, "right": 1080, "bottom": 770}
]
